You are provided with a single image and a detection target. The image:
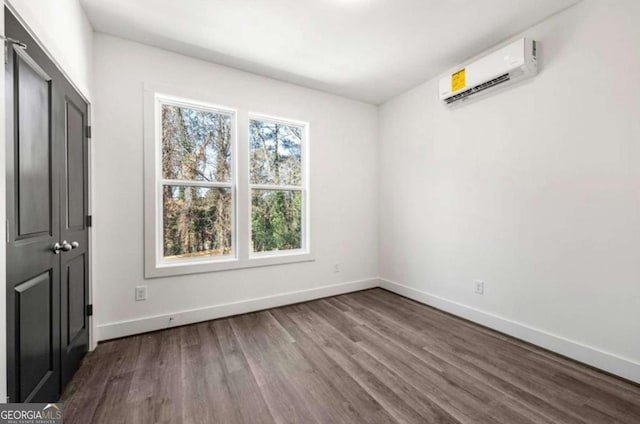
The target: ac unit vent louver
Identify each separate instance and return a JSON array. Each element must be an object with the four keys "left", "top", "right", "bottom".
[{"left": 444, "top": 73, "right": 510, "bottom": 104}]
